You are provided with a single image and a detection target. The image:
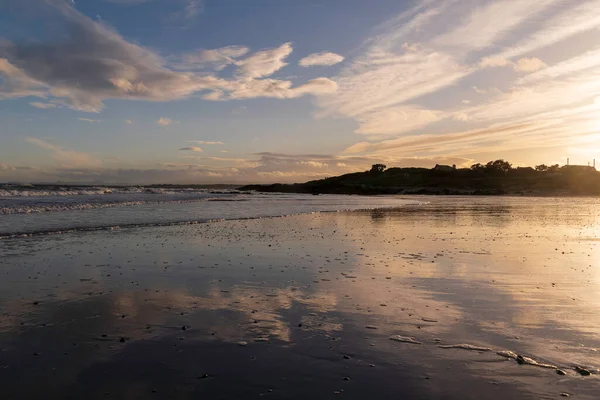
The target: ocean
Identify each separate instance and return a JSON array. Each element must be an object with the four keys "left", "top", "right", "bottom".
[{"left": 0, "top": 184, "right": 417, "bottom": 238}]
